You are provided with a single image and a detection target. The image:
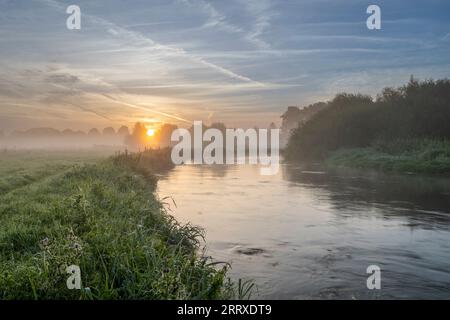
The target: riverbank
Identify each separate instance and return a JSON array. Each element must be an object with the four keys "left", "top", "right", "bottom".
[
  {"left": 0, "top": 149, "right": 236, "bottom": 299},
  {"left": 326, "top": 139, "right": 450, "bottom": 174}
]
